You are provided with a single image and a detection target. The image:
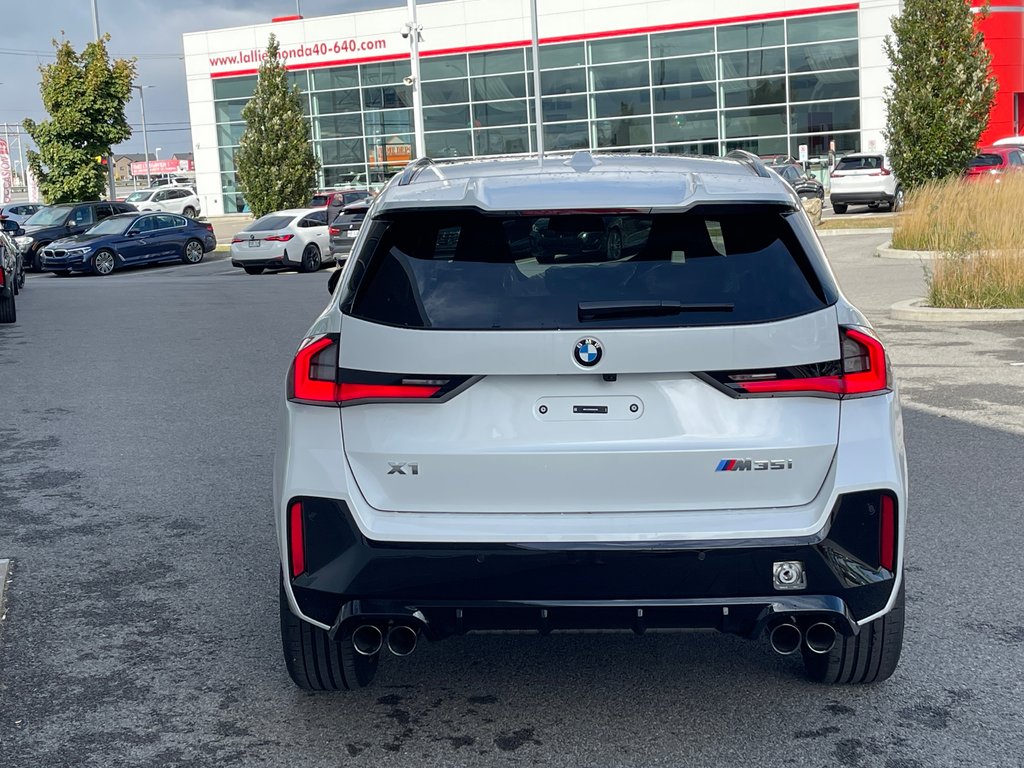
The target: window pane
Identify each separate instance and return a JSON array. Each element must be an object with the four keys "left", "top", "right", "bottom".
[
  {"left": 652, "top": 55, "right": 715, "bottom": 86},
  {"left": 650, "top": 29, "right": 714, "bottom": 58},
  {"left": 653, "top": 84, "right": 717, "bottom": 114},
  {"left": 722, "top": 106, "right": 787, "bottom": 138},
  {"left": 591, "top": 62, "right": 649, "bottom": 91},
  {"left": 213, "top": 76, "right": 256, "bottom": 100},
  {"left": 362, "top": 86, "right": 412, "bottom": 110},
  {"left": 367, "top": 134, "right": 413, "bottom": 168},
  {"left": 719, "top": 48, "right": 786, "bottom": 79},
  {"left": 426, "top": 131, "right": 472, "bottom": 158},
  {"left": 424, "top": 104, "right": 471, "bottom": 131},
  {"left": 215, "top": 100, "right": 246, "bottom": 123},
  {"left": 218, "top": 148, "right": 236, "bottom": 173},
  {"left": 472, "top": 73, "right": 527, "bottom": 101},
  {"left": 724, "top": 136, "right": 789, "bottom": 155},
  {"left": 318, "top": 138, "right": 366, "bottom": 166},
  {"left": 594, "top": 117, "right": 652, "bottom": 148},
  {"left": 789, "top": 132, "right": 859, "bottom": 158},
  {"left": 788, "top": 12, "right": 857, "bottom": 44},
  {"left": 317, "top": 113, "right": 363, "bottom": 139},
  {"left": 717, "top": 21, "right": 784, "bottom": 51},
  {"left": 539, "top": 42, "right": 585, "bottom": 69},
  {"left": 311, "top": 67, "right": 359, "bottom": 91},
  {"left": 287, "top": 72, "right": 308, "bottom": 92},
  {"left": 323, "top": 165, "right": 367, "bottom": 188},
  {"left": 473, "top": 100, "right": 529, "bottom": 128},
  {"left": 720, "top": 77, "right": 786, "bottom": 108},
  {"left": 588, "top": 36, "right": 648, "bottom": 65},
  {"left": 223, "top": 193, "right": 247, "bottom": 214},
  {"left": 365, "top": 109, "right": 412, "bottom": 135},
  {"left": 592, "top": 90, "right": 651, "bottom": 119},
  {"left": 789, "top": 70, "right": 859, "bottom": 102},
  {"left": 545, "top": 121, "right": 590, "bottom": 151},
  {"left": 656, "top": 140, "right": 719, "bottom": 156},
  {"left": 653, "top": 112, "right": 717, "bottom": 143},
  {"left": 216, "top": 122, "right": 246, "bottom": 146},
  {"left": 788, "top": 40, "right": 859, "bottom": 73},
  {"left": 790, "top": 100, "right": 860, "bottom": 133},
  {"left": 421, "top": 54, "right": 467, "bottom": 81},
  {"left": 314, "top": 89, "right": 361, "bottom": 115},
  {"left": 543, "top": 94, "right": 588, "bottom": 122},
  {"left": 476, "top": 126, "right": 530, "bottom": 155},
  {"left": 361, "top": 60, "right": 411, "bottom": 85},
  {"left": 541, "top": 67, "right": 586, "bottom": 96},
  {"left": 423, "top": 79, "right": 469, "bottom": 105},
  {"left": 469, "top": 49, "right": 525, "bottom": 76}
]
